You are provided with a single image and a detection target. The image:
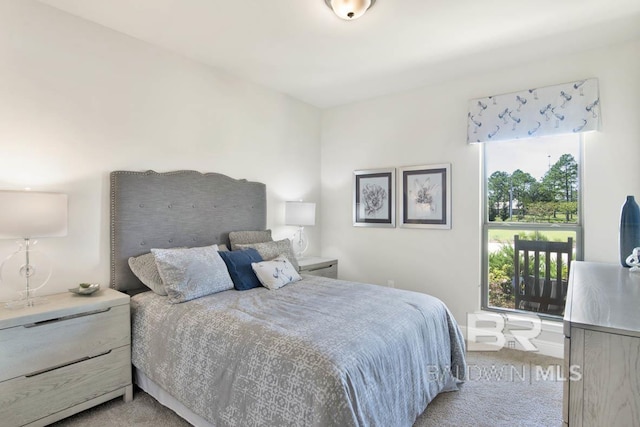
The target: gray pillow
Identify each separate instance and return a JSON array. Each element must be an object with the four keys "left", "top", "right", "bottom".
[
  {"left": 152, "top": 245, "right": 233, "bottom": 304},
  {"left": 236, "top": 239, "right": 299, "bottom": 270},
  {"left": 128, "top": 252, "right": 170, "bottom": 296},
  {"left": 229, "top": 229, "right": 272, "bottom": 251}
]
